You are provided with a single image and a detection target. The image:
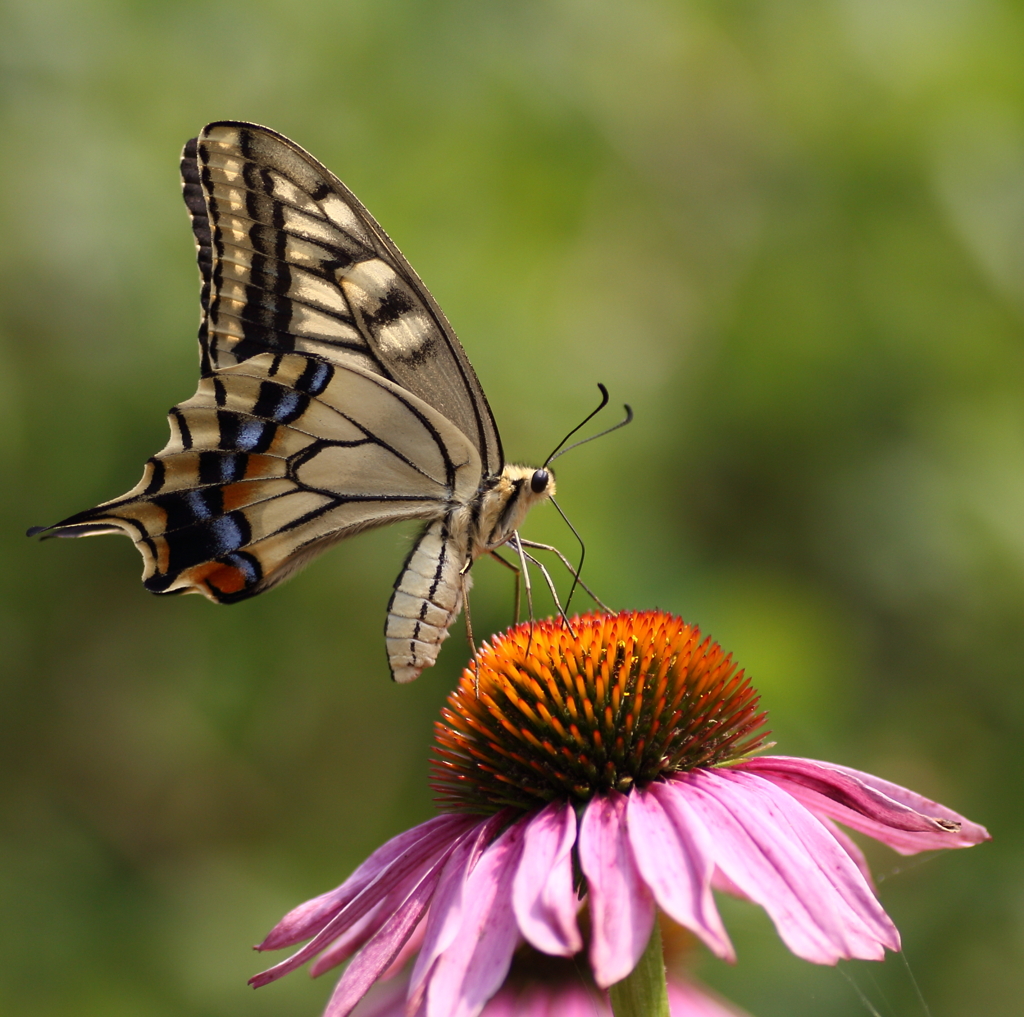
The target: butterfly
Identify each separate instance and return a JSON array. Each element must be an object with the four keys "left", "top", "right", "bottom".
[{"left": 32, "top": 121, "right": 564, "bottom": 683}]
